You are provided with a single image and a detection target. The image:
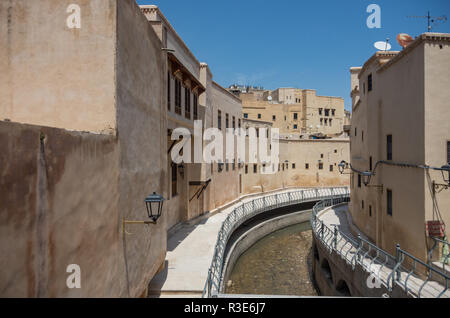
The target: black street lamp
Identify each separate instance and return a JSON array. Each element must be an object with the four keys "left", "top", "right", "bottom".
[
  {"left": 145, "top": 192, "right": 165, "bottom": 223},
  {"left": 338, "top": 160, "right": 348, "bottom": 174},
  {"left": 441, "top": 164, "right": 450, "bottom": 185},
  {"left": 122, "top": 192, "right": 165, "bottom": 237}
]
